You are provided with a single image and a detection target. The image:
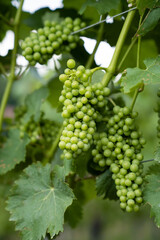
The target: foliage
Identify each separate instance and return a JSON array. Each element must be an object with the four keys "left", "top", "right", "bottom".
[{"left": 0, "top": 0, "right": 160, "bottom": 239}]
